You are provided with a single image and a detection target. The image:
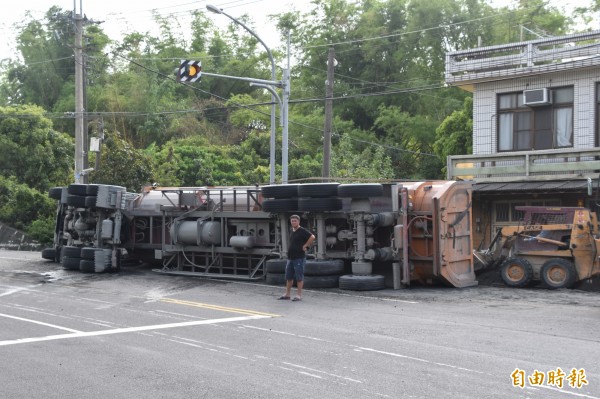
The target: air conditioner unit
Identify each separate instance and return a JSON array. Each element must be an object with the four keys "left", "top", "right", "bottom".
[{"left": 523, "top": 88, "right": 552, "bottom": 106}]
